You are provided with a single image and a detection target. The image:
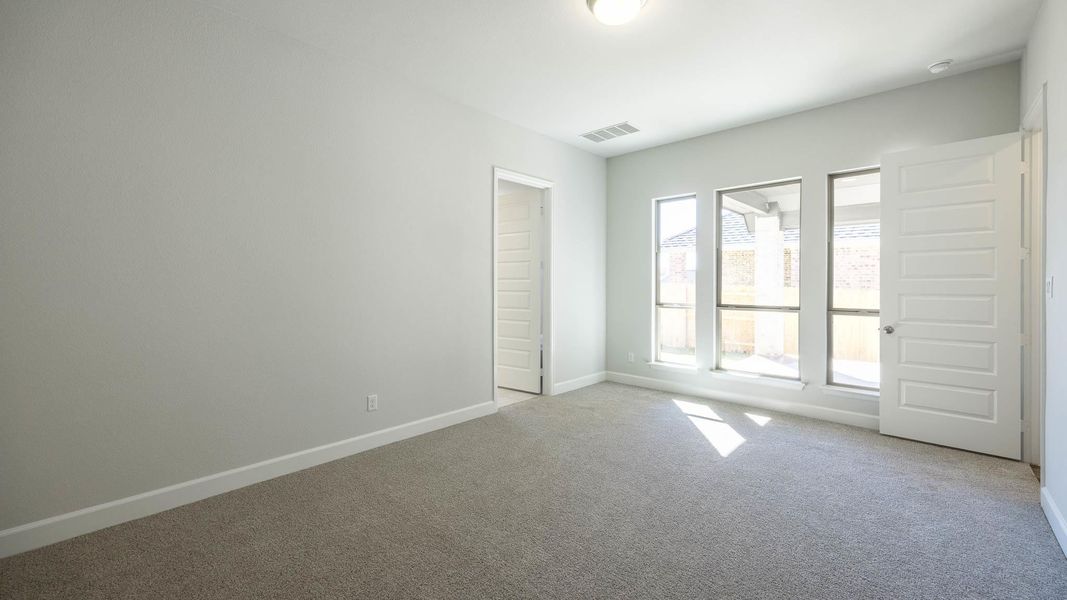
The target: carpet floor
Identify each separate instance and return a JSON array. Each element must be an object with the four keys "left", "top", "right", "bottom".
[{"left": 2, "top": 382, "right": 1065, "bottom": 599}]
